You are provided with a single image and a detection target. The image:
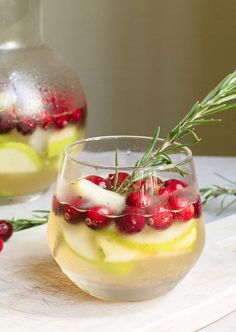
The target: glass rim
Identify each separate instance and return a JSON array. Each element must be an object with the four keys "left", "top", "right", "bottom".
[{"left": 64, "top": 135, "right": 193, "bottom": 171}]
